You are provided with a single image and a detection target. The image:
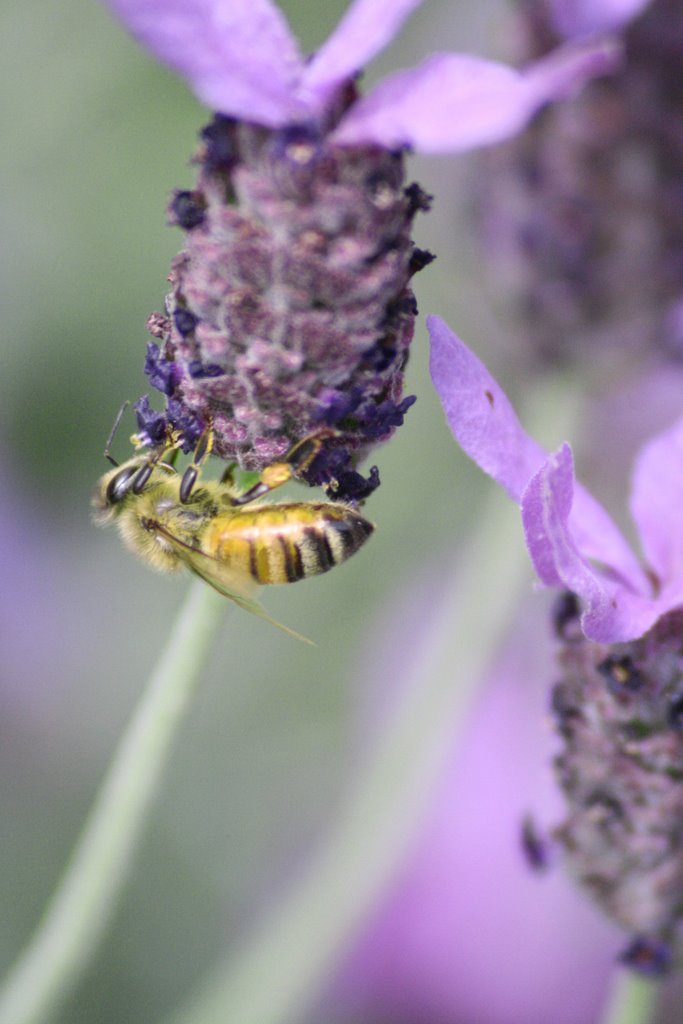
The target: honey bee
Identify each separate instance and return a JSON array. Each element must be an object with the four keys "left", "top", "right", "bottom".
[{"left": 92, "top": 428, "right": 374, "bottom": 642}]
